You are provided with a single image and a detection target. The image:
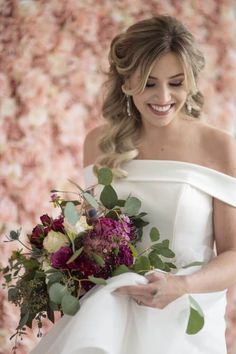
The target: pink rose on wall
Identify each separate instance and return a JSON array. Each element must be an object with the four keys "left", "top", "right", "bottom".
[{"left": 0, "top": 1, "right": 236, "bottom": 353}]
